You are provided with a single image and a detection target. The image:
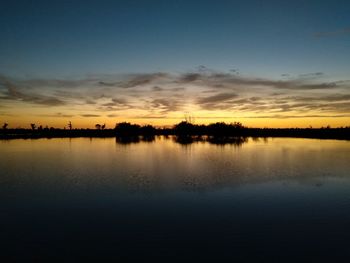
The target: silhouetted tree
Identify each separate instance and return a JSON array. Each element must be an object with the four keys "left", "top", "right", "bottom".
[
  {"left": 2, "top": 123, "right": 8, "bottom": 130},
  {"left": 174, "top": 121, "right": 196, "bottom": 135},
  {"left": 95, "top": 124, "right": 101, "bottom": 130},
  {"left": 207, "top": 122, "right": 228, "bottom": 136},
  {"left": 30, "top": 123, "right": 36, "bottom": 130},
  {"left": 68, "top": 121, "right": 72, "bottom": 130},
  {"left": 115, "top": 122, "right": 141, "bottom": 136},
  {"left": 140, "top": 124, "right": 156, "bottom": 135},
  {"left": 101, "top": 123, "right": 106, "bottom": 130},
  {"left": 207, "top": 122, "right": 245, "bottom": 136},
  {"left": 232, "top": 121, "right": 244, "bottom": 129}
]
